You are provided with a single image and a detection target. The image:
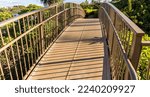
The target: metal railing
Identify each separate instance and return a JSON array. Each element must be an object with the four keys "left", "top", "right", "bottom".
[
  {"left": 99, "top": 3, "right": 146, "bottom": 80},
  {"left": 0, "top": 3, "right": 85, "bottom": 80}
]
